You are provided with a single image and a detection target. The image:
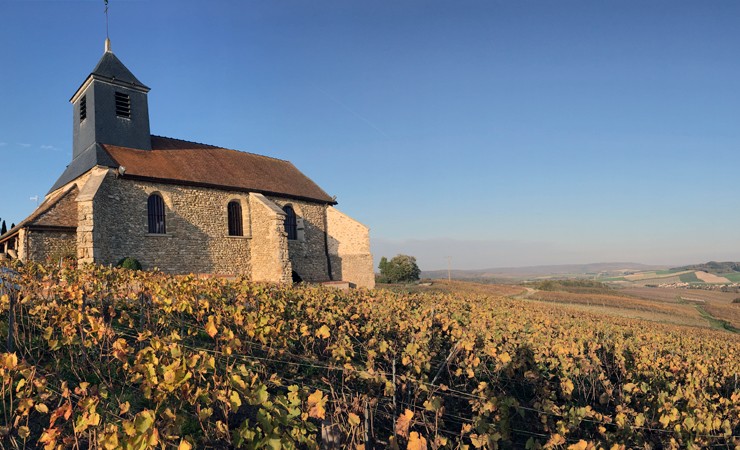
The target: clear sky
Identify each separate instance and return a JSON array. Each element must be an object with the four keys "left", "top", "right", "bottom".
[{"left": 1, "top": 0, "right": 739, "bottom": 270}]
